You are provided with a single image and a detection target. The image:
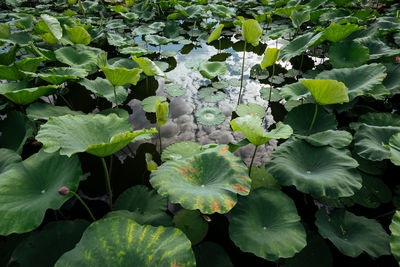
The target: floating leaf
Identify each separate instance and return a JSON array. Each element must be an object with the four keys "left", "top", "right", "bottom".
[
  {"left": 165, "top": 84, "right": 186, "bottom": 97},
  {"left": 266, "top": 139, "right": 362, "bottom": 197},
  {"left": 150, "top": 145, "right": 251, "bottom": 214},
  {"left": 79, "top": 77, "right": 128, "bottom": 104},
  {"left": 328, "top": 41, "right": 369, "bottom": 68},
  {"left": 0, "top": 81, "right": 58, "bottom": 105},
  {"left": 120, "top": 47, "right": 149, "bottom": 57},
  {"left": 38, "top": 67, "right": 88, "bottom": 84},
  {"left": 0, "top": 150, "right": 82, "bottom": 235},
  {"left": 198, "top": 61, "right": 227, "bottom": 79},
  {"left": 197, "top": 87, "right": 225, "bottom": 102},
  {"left": 279, "top": 82, "right": 310, "bottom": 101},
  {"left": 315, "top": 209, "right": 390, "bottom": 257},
  {"left": 241, "top": 19, "right": 262, "bottom": 46},
  {"left": 208, "top": 24, "right": 224, "bottom": 44},
  {"left": 174, "top": 209, "right": 208, "bottom": 245},
  {"left": 161, "top": 141, "right": 203, "bottom": 162},
  {"left": 141, "top": 96, "right": 167, "bottom": 113},
  {"left": 36, "top": 114, "right": 157, "bottom": 157},
  {"left": 300, "top": 79, "right": 349, "bottom": 105},
  {"left": 195, "top": 107, "right": 225, "bottom": 126},
  {"left": 236, "top": 103, "right": 266, "bottom": 118},
  {"left": 261, "top": 48, "right": 280, "bottom": 69},
  {"left": 300, "top": 130, "right": 352, "bottom": 148},
  {"left": 229, "top": 188, "right": 306, "bottom": 261},
  {"left": 100, "top": 66, "right": 141, "bottom": 86},
  {"left": 250, "top": 166, "right": 280, "bottom": 190},
  {"left": 260, "top": 87, "right": 282, "bottom": 102},
  {"left": 55, "top": 217, "right": 195, "bottom": 266}
]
